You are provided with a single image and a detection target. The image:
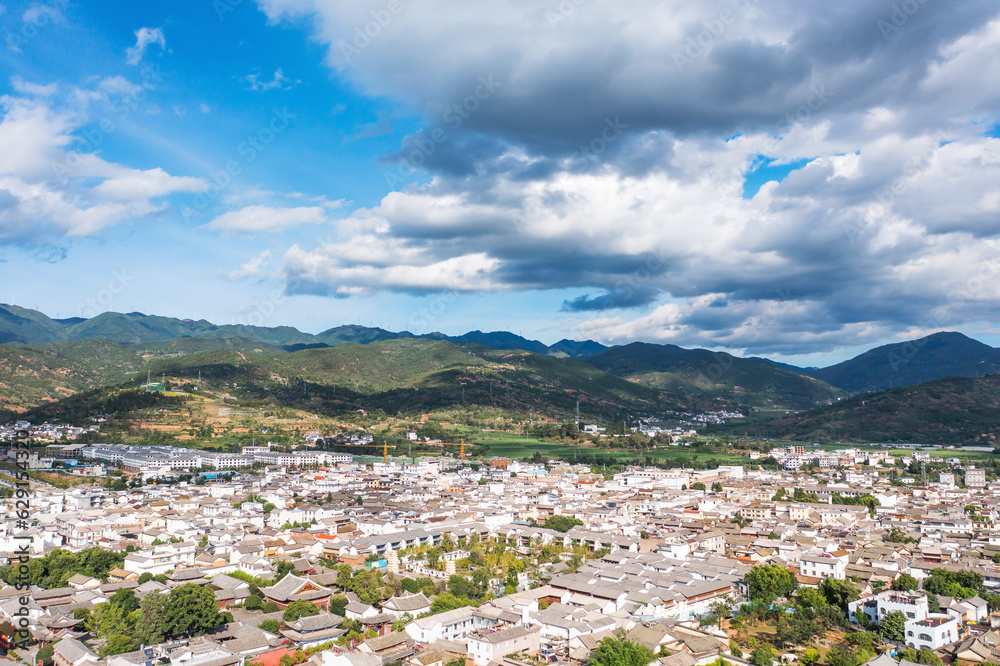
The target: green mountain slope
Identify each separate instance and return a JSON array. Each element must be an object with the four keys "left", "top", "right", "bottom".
[
  {"left": 0, "top": 341, "right": 143, "bottom": 412},
  {"left": 807, "top": 332, "right": 1000, "bottom": 394},
  {"left": 586, "top": 342, "right": 845, "bottom": 410},
  {"left": 140, "top": 338, "right": 679, "bottom": 419},
  {"left": 742, "top": 374, "right": 1000, "bottom": 445},
  {"left": 0, "top": 304, "right": 67, "bottom": 344},
  {"left": 0, "top": 305, "right": 604, "bottom": 358}
]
